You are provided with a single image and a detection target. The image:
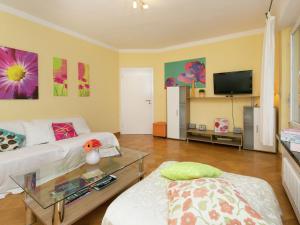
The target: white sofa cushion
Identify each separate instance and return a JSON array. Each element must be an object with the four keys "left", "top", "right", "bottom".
[
  {"left": 33, "top": 116, "right": 90, "bottom": 135},
  {"left": 23, "top": 121, "right": 55, "bottom": 146},
  {"left": 23, "top": 117, "right": 91, "bottom": 146},
  {"left": 0, "top": 120, "right": 25, "bottom": 135}
]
